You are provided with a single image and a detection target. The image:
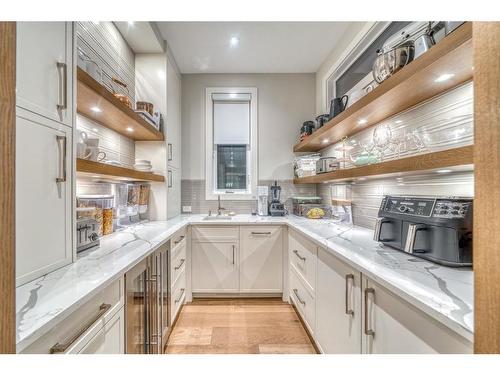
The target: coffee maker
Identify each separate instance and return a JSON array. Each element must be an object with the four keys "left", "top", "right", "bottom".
[
  {"left": 257, "top": 186, "right": 269, "bottom": 216},
  {"left": 373, "top": 195, "right": 473, "bottom": 267},
  {"left": 269, "top": 181, "right": 286, "bottom": 216}
]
